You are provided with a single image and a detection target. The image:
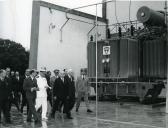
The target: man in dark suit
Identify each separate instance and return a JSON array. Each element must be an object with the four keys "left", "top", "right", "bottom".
[
  {"left": 51, "top": 71, "right": 69, "bottom": 118},
  {"left": 23, "top": 69, "right": 41, "bottom": 123},
  {"left": 15, "top": 71, "right": 22, "bottom": 104},
  {"left": 9, "top": 71, "right": 20, "bottom": 112},
  {"left": 0, "top": 69, "right": 12, "bottom": 124},
  {"left": 64, "top": 69, "right": 75, "bottom": 119},
  {"left": 21, "top": 69, "right": 30, "bottom": 113},
  {"left": 5, "top": 68, "right": 13, "bottom": 113},
  {"left": 49, "top": 69, "right": 59, "bottom": 117}
]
